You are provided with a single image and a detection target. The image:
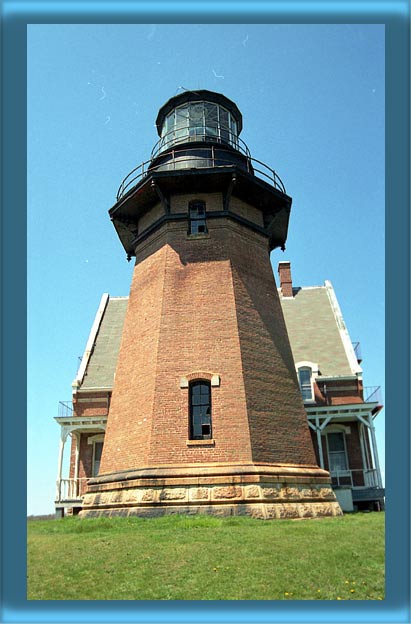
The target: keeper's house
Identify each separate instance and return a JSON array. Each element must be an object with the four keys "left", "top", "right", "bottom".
[{"left": 54, "top": 262, "right": 384, "bottom": 516}]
